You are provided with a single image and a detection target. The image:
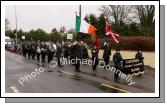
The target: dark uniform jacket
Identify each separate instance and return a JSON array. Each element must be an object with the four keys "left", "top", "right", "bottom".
[
  {"left": 135, "top": 52, "right": 144, "bottom": 62},
  {"left": 40, "top": 44, "right": 47, "bottom": 54},
  {"left": 31, "top": 43, "right": 37, "bottom": 53},
  {"left": 113, "top": 52, "right": 123, "bottom": 69},
  {"left": 103, "top": 44, "right": 112, "bottom": 59},
  {"left": 63, "top": 44, "right": 69, "bottom": 58},
  {"left": 56, "top": 45, "right": 63, "bottom": 57},
  {"left": 82, "top": 46, "right": 89, "bottom": 59},
  {"left": 91, "top": 48, "right": 99, "bottom": 65},
  {"left": 74, "top": 44, "right": 83, "bottom": 59}
]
